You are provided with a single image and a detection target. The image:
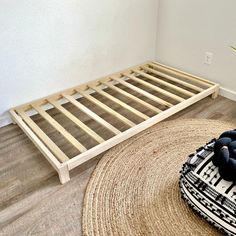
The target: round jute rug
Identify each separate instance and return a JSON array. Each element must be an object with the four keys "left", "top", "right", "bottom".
[{"left": 83, "top": 119, "right": 236, "bottom": 236}]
